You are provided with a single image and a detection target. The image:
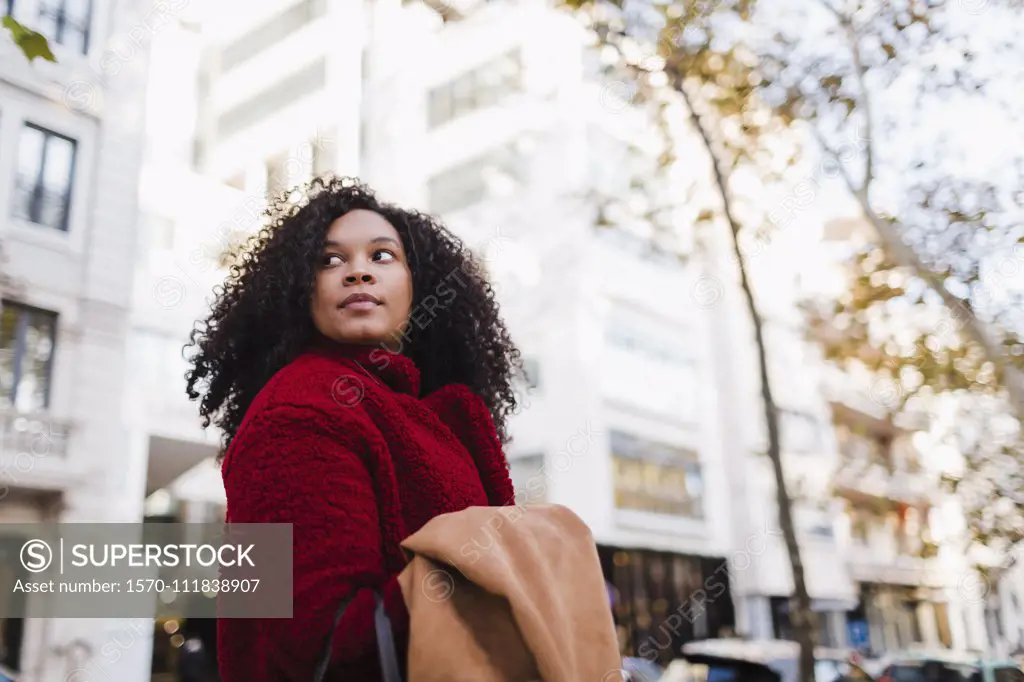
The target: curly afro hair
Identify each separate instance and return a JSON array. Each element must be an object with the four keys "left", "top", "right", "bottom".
[{"left": 184, "top": 176, "right": 523, "bottom": 459}]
